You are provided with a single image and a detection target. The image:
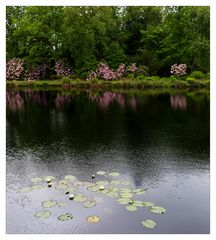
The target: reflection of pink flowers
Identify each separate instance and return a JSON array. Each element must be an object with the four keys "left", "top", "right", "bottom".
[
  {"left": 55, "top": 95, "right": 73, "bottom": 111},
  {"left": 6, "top": 91, "right": 24, "bottom": 111},
  {"left": 170, "top": 95, "right": 187, "bottom": 110},
  {"left": 128, "top": 97, "right": 137, "bottom": 110}
]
